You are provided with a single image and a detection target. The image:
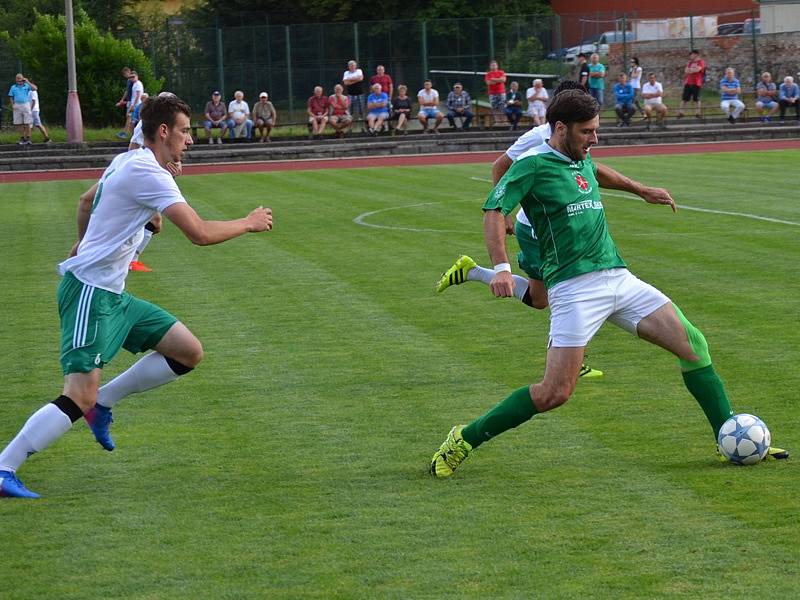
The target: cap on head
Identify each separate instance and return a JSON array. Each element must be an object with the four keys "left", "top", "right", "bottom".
[{"left": 259, "top": 92, "right": 268, "bottom": 98}]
